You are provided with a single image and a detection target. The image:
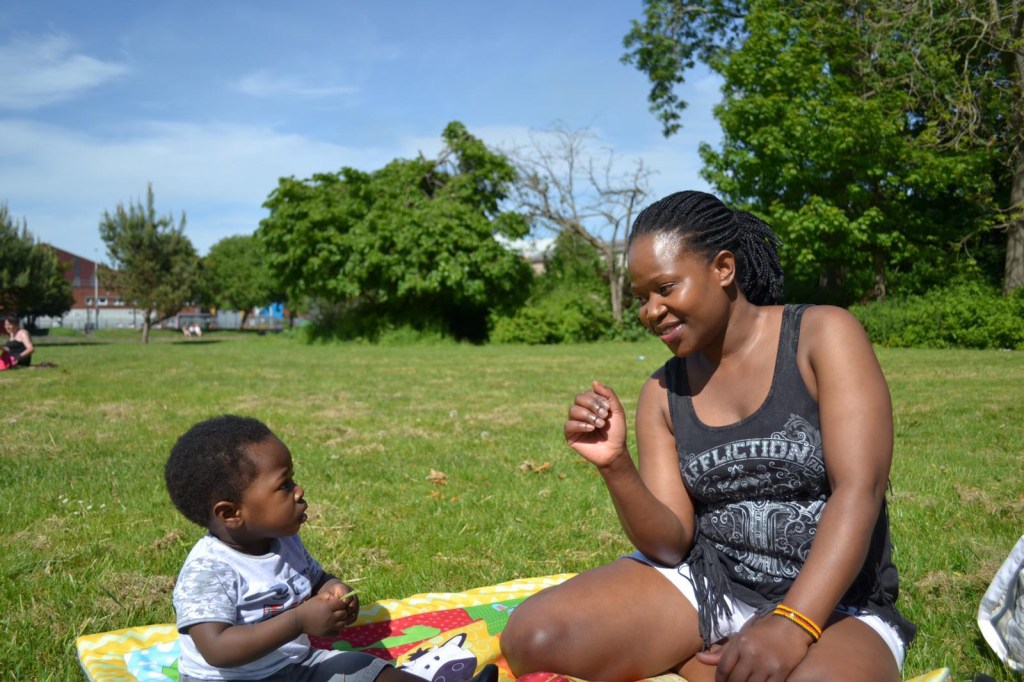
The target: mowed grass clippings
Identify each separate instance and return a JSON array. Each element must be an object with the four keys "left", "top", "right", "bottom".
[{"left": 0, "top": 332, "right": 1021, "bottom": 680}]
